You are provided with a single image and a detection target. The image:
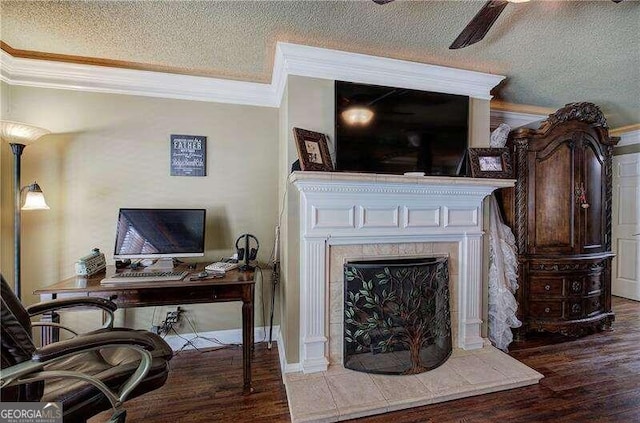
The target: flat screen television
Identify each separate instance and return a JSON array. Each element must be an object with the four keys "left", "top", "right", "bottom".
[
  {"left": 113, "top": 208, "right": 206, "bottom": 260},
  {"left": 335, "top": 81, "right": 469, "bottom": 176}
]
